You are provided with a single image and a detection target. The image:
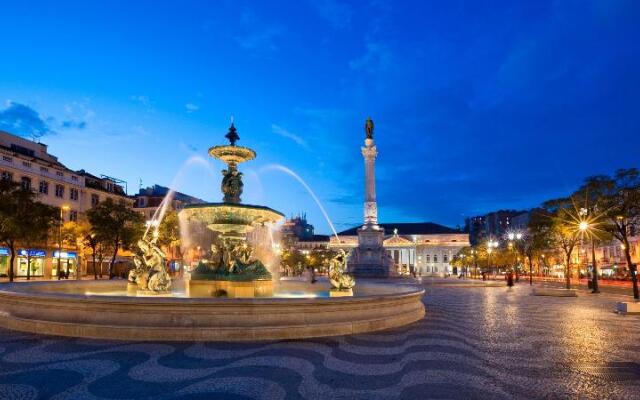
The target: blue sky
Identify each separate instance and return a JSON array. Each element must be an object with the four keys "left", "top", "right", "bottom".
[{"left": 1, "top": 0, "right": 639, "bottom": 234}]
